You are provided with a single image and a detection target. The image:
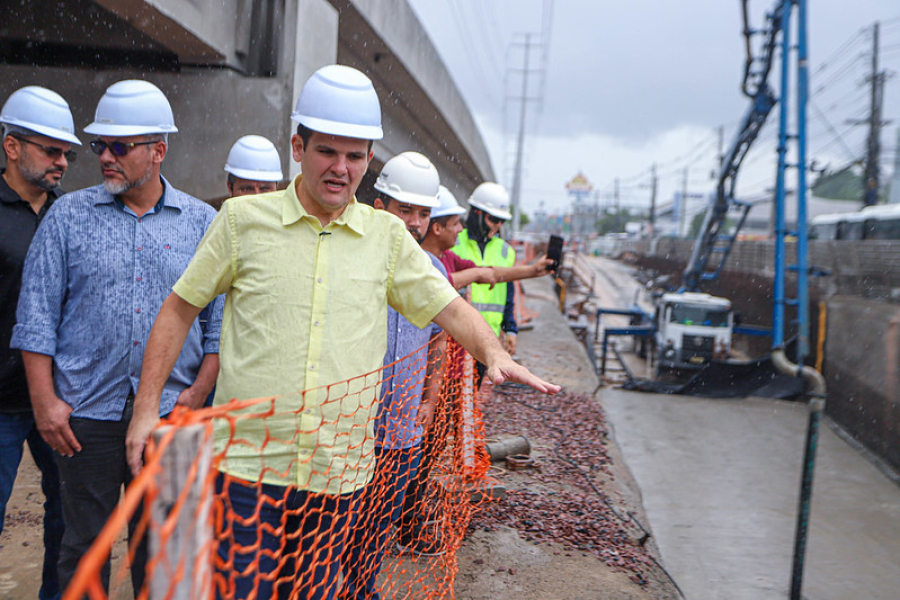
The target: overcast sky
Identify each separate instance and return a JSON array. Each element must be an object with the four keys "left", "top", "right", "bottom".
[{"left": 407, "top": 0, "right": 900, "bottom": 216}]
